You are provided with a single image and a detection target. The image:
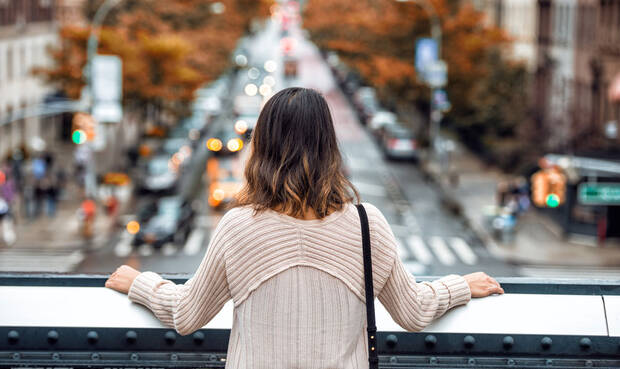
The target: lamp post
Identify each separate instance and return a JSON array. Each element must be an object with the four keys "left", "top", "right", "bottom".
[
  {"left": 396, "top": 0, "right": 445, "bottom": 170},
  {"left": 81, "top": 0, "right": 122, "bottom": 197}
]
